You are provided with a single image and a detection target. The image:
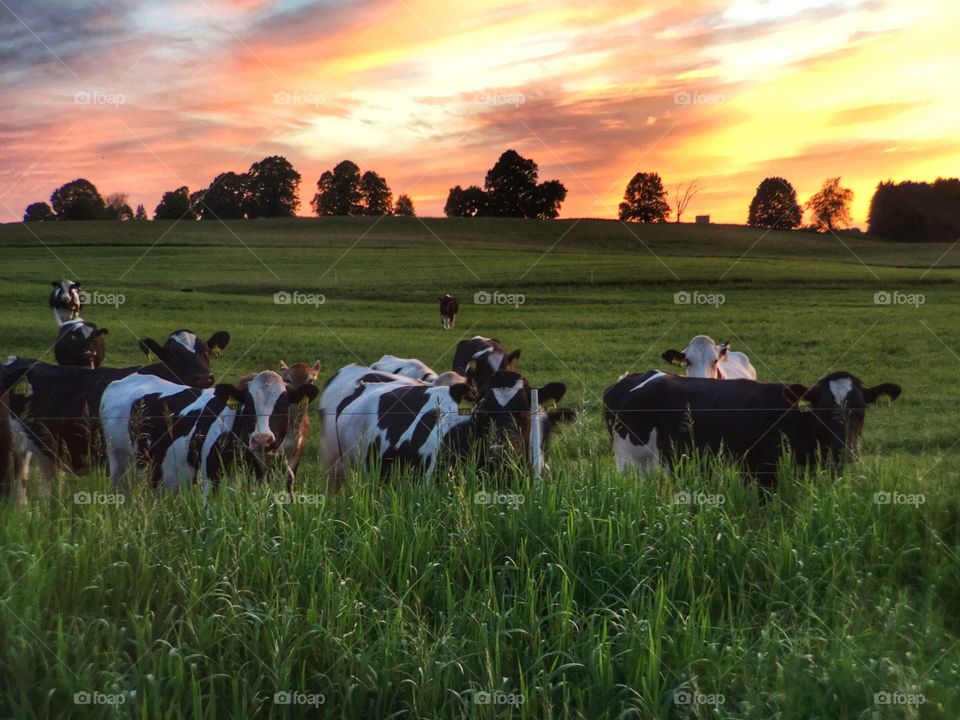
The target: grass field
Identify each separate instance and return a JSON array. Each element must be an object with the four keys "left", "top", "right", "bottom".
[{"left": 0, "top": 217, "right": 958, "bottom": 719}]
